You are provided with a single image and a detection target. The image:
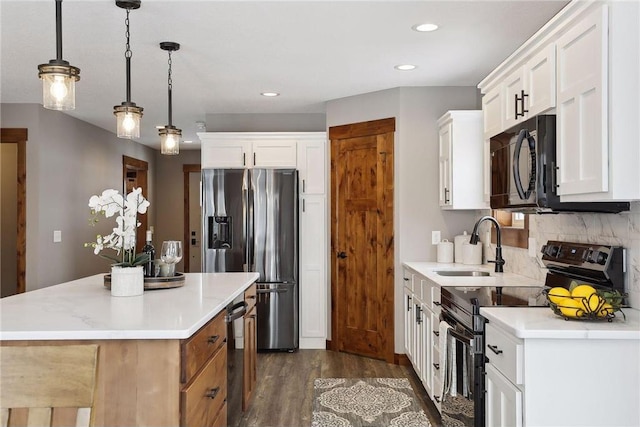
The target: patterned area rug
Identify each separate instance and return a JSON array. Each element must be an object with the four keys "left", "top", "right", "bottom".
[{"left": 312, "top": 378, "right": 431, "bottom": 427}]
